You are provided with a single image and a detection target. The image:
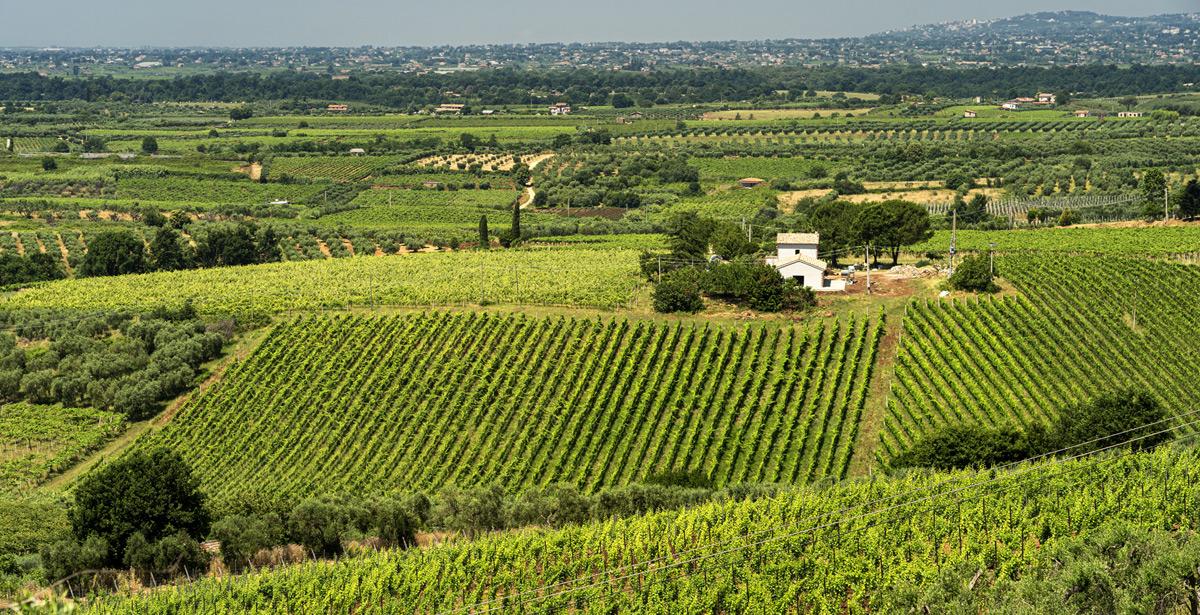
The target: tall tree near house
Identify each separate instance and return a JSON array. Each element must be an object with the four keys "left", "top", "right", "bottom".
[
  {"left": 1140, "top": 169, "right": 1167, "bottom": 218},
  {"left": 478, "top": 215, "right": 490, "bottom": 249},
  {"left": 1178, "top": 179, "right": 1200, "bottom": 220},
  {"left": 807, "top": 201, "right": 860, "bottom": 267},
  {"left": 884, "top": 200, "right": 933, "bottom": 265}
]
